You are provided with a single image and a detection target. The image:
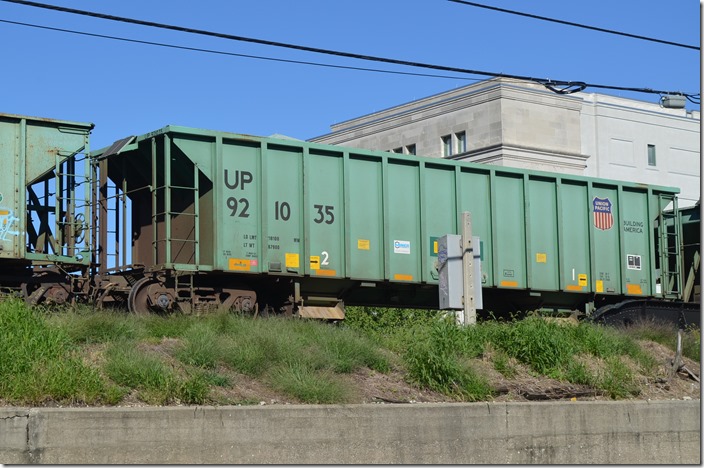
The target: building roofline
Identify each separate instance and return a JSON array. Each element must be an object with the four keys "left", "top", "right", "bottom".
[{"left": 311, "top": 77, "right": 699, "bottom": 141}]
